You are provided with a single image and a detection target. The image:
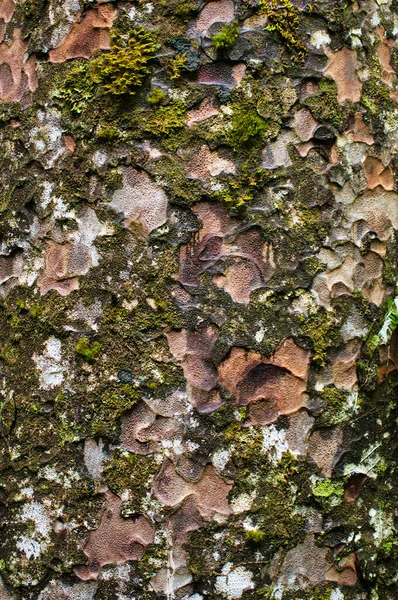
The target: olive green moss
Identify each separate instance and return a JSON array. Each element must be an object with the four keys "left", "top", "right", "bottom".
[
  {"left": 53, "top": 60, "right": 95, "bottom": 115},
  {"left": 259, "top": 0, "right": 307, "bottom": 62},
  {"left": 317, "top": 387, "right": 351, "bottom": 426},
  {"left": 96, "top": 126, "right": 121, "bottom": 141},
  {"left": 104, "top": 449, "right": 160, "bottom": 500},
  {"left": 143, "top": 99, "right": 187, "bottom": 135},
  {"left": 302, "top": 79, "right": 350, "bottom": 132},
  {"left": 91, "top": 28, "right": 157, "bottom": 96},
  {"left": 299, "top": 310, "right": 340, "bottom": 367},
  {"left": 229, "top": 107, "right": 268, "bottom": 150}
]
